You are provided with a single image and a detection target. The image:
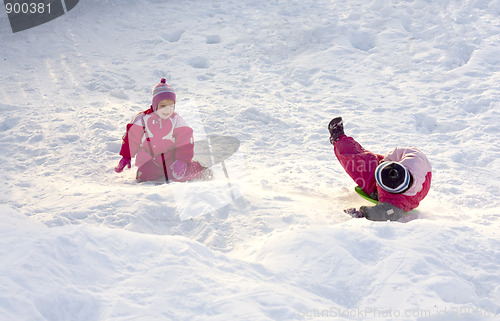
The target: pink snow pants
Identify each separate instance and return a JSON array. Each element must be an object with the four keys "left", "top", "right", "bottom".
[
  {"left": 333, "top": 135, "right": 384, "bottom": 196},
  {"left": 136, "top": 156, "right": 205, "bottom": 182}
]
